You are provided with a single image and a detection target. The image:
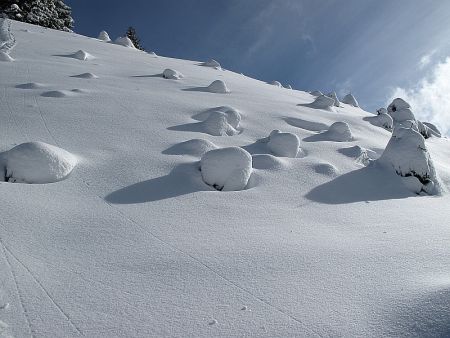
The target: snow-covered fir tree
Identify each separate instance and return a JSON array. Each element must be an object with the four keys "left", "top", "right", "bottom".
[
  {"left": 0, "top": 0, "right": 73, "bottom": 32},
  {"left": 126, "top": 26, "right": 145, "bottom": 51}
]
